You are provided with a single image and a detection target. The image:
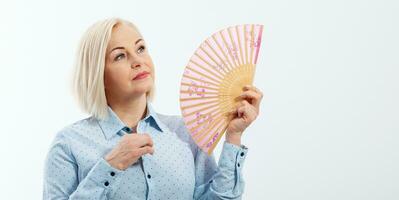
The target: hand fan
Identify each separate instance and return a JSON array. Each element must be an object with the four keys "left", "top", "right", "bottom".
[{"left": 179, "top": 24, "right": 264, "bottom": 154}]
